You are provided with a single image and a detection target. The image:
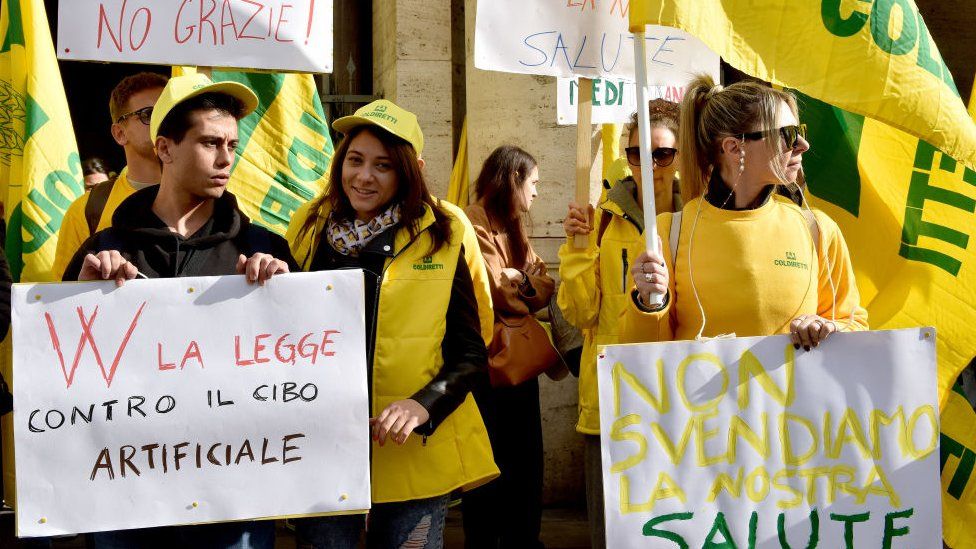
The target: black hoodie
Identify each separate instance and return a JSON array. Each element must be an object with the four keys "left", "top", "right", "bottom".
[{"left": 63, "top": 186, "right": 297, "bottom": 281}]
